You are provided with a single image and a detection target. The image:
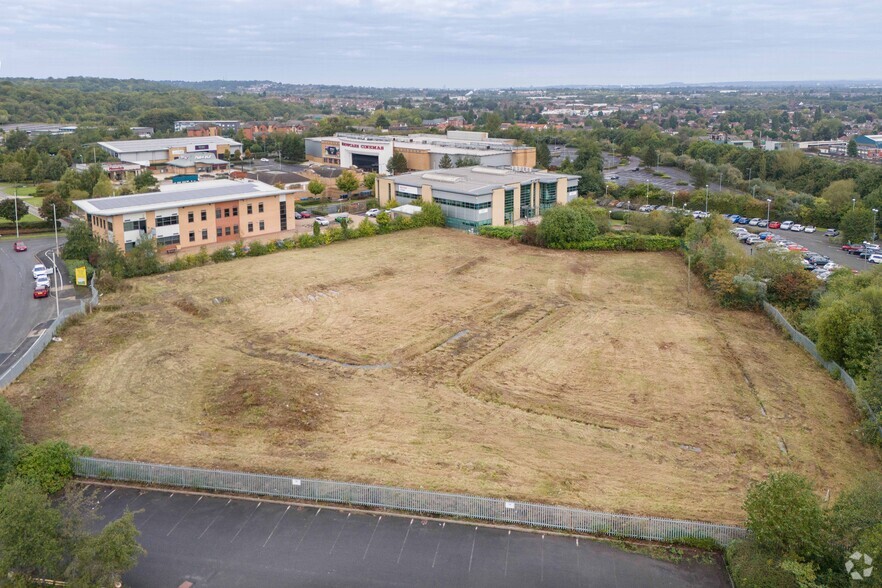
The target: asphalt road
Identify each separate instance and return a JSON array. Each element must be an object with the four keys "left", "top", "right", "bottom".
[
  {"left": 86, "top": 485, "right": 730, "bottom": 588},
  {"left": 605, "top": 156, "right": 729, "bottom": 194}
]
